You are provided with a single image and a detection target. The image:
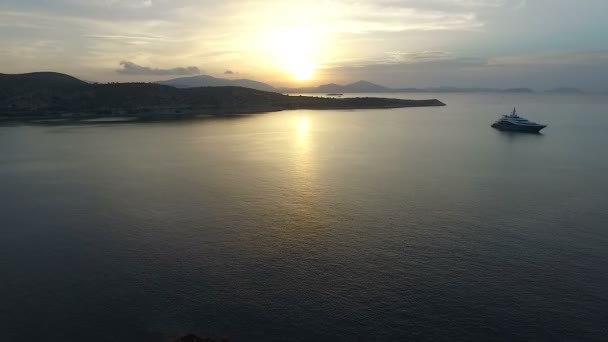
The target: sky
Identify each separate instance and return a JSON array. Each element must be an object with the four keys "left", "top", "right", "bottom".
[{"left": 1, "top": 0, "right": 607, "bottom": 90}]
